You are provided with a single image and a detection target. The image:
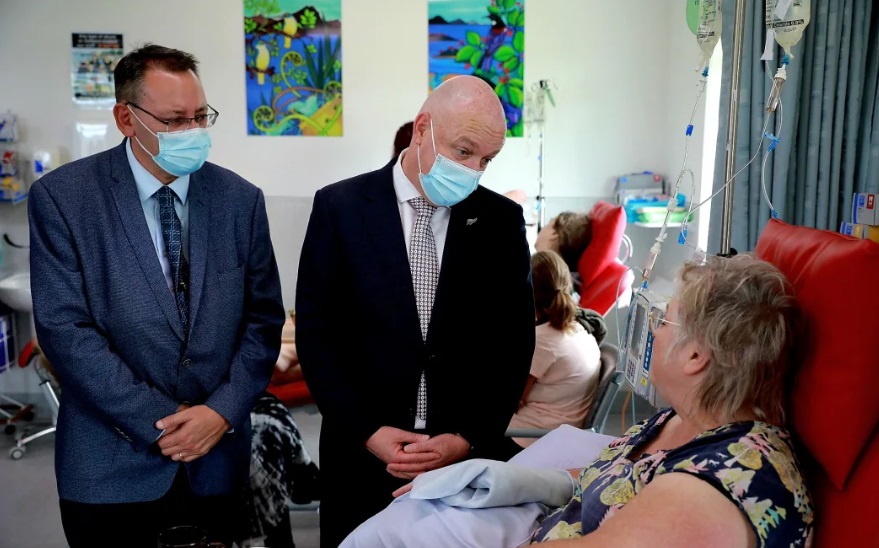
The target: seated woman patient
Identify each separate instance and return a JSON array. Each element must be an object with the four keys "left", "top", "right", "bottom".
[
  {"left": 534, "top": 212, "right": 592, "bottom": 273},
  {"left": 532, "top": 254, "right": 813, "bottom": 547},
  {"left": 504, "top": 250, "right": 602, "bottom": 457},
  {"left": 535, "top": 212, "right": 592, "bottom": 296}
]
